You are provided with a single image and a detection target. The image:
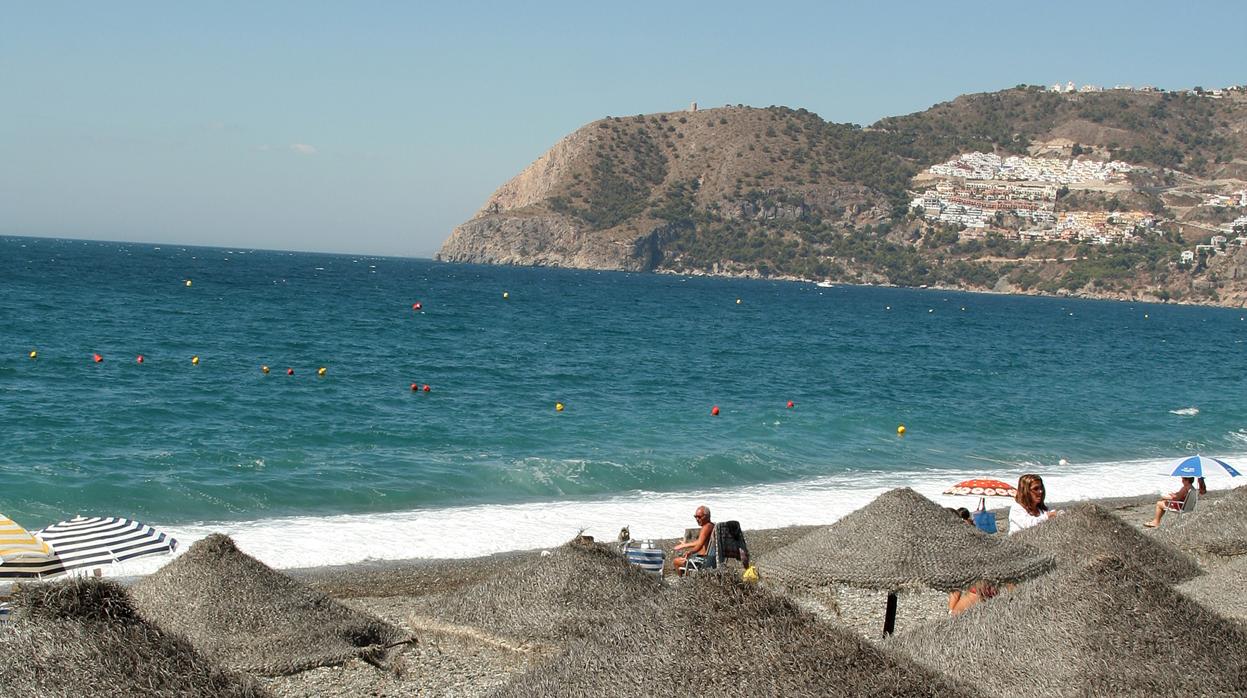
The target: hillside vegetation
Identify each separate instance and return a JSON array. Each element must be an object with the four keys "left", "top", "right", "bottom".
[{"left": 438, "top": 86, "right": 1247, "bottom": 306}]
